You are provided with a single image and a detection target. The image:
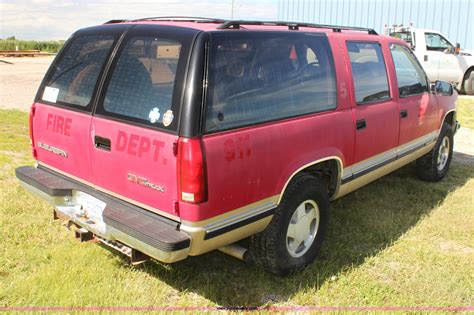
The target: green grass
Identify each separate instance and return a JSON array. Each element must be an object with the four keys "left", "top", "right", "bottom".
[
  {"left": 0, "top": 39, "right": 64, "bottom": 53},
  {"left": 458, "top": 97, "right": 474, "bottom": 129},
  {"left": 0, "top": 108, "right": 473, "bottom": 309}
]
